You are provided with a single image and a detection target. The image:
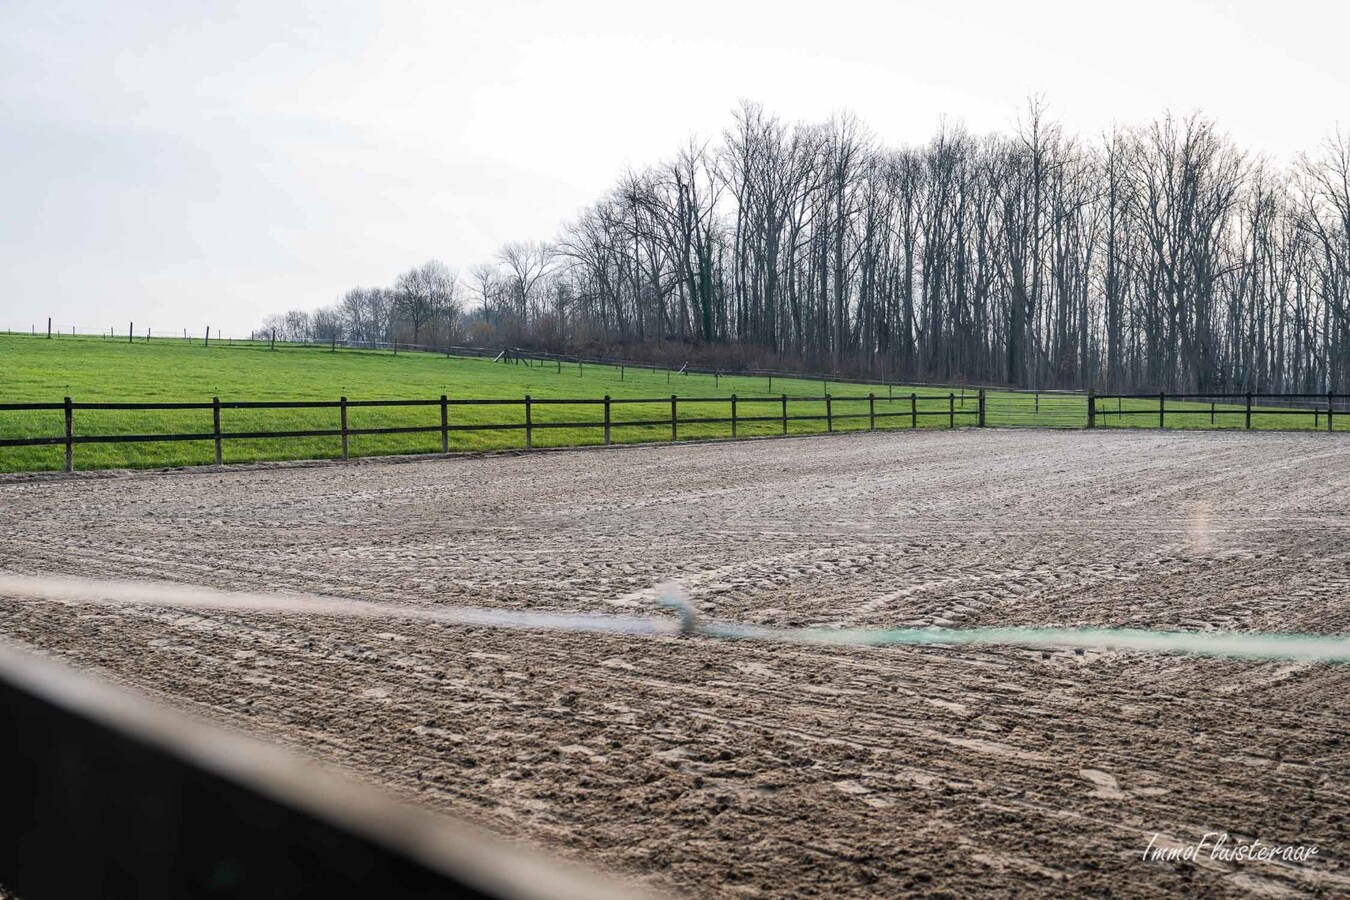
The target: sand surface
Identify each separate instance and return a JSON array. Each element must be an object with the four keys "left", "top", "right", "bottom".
[{"left": 1, "top": 429, "right": 1347, "bottom": 897}]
